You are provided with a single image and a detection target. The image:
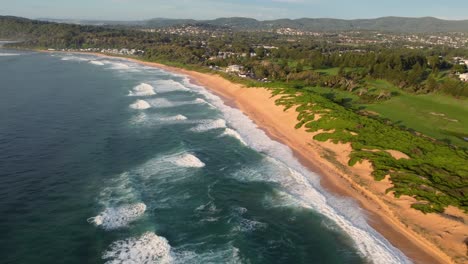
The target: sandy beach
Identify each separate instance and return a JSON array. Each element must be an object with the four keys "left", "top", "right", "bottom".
[{"left": 64, "top": 52, "right": 467, "bottom": 263}]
